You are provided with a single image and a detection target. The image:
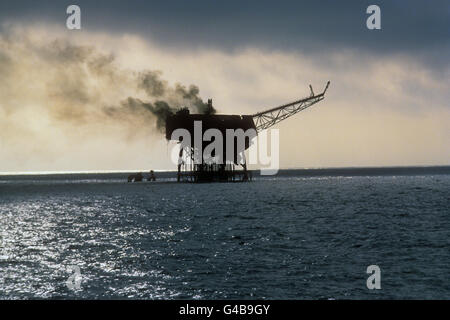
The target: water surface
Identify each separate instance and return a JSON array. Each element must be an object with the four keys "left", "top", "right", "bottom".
[{"left": 0, "top": 167, "right": 449, "bottom": 299}]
